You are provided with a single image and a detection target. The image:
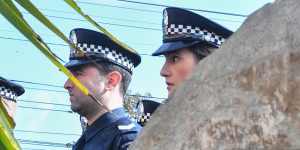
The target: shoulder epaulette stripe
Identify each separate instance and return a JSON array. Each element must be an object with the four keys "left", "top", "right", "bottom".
[{"left": 118, "top": 123, "right": 135, "bottom": 130}]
